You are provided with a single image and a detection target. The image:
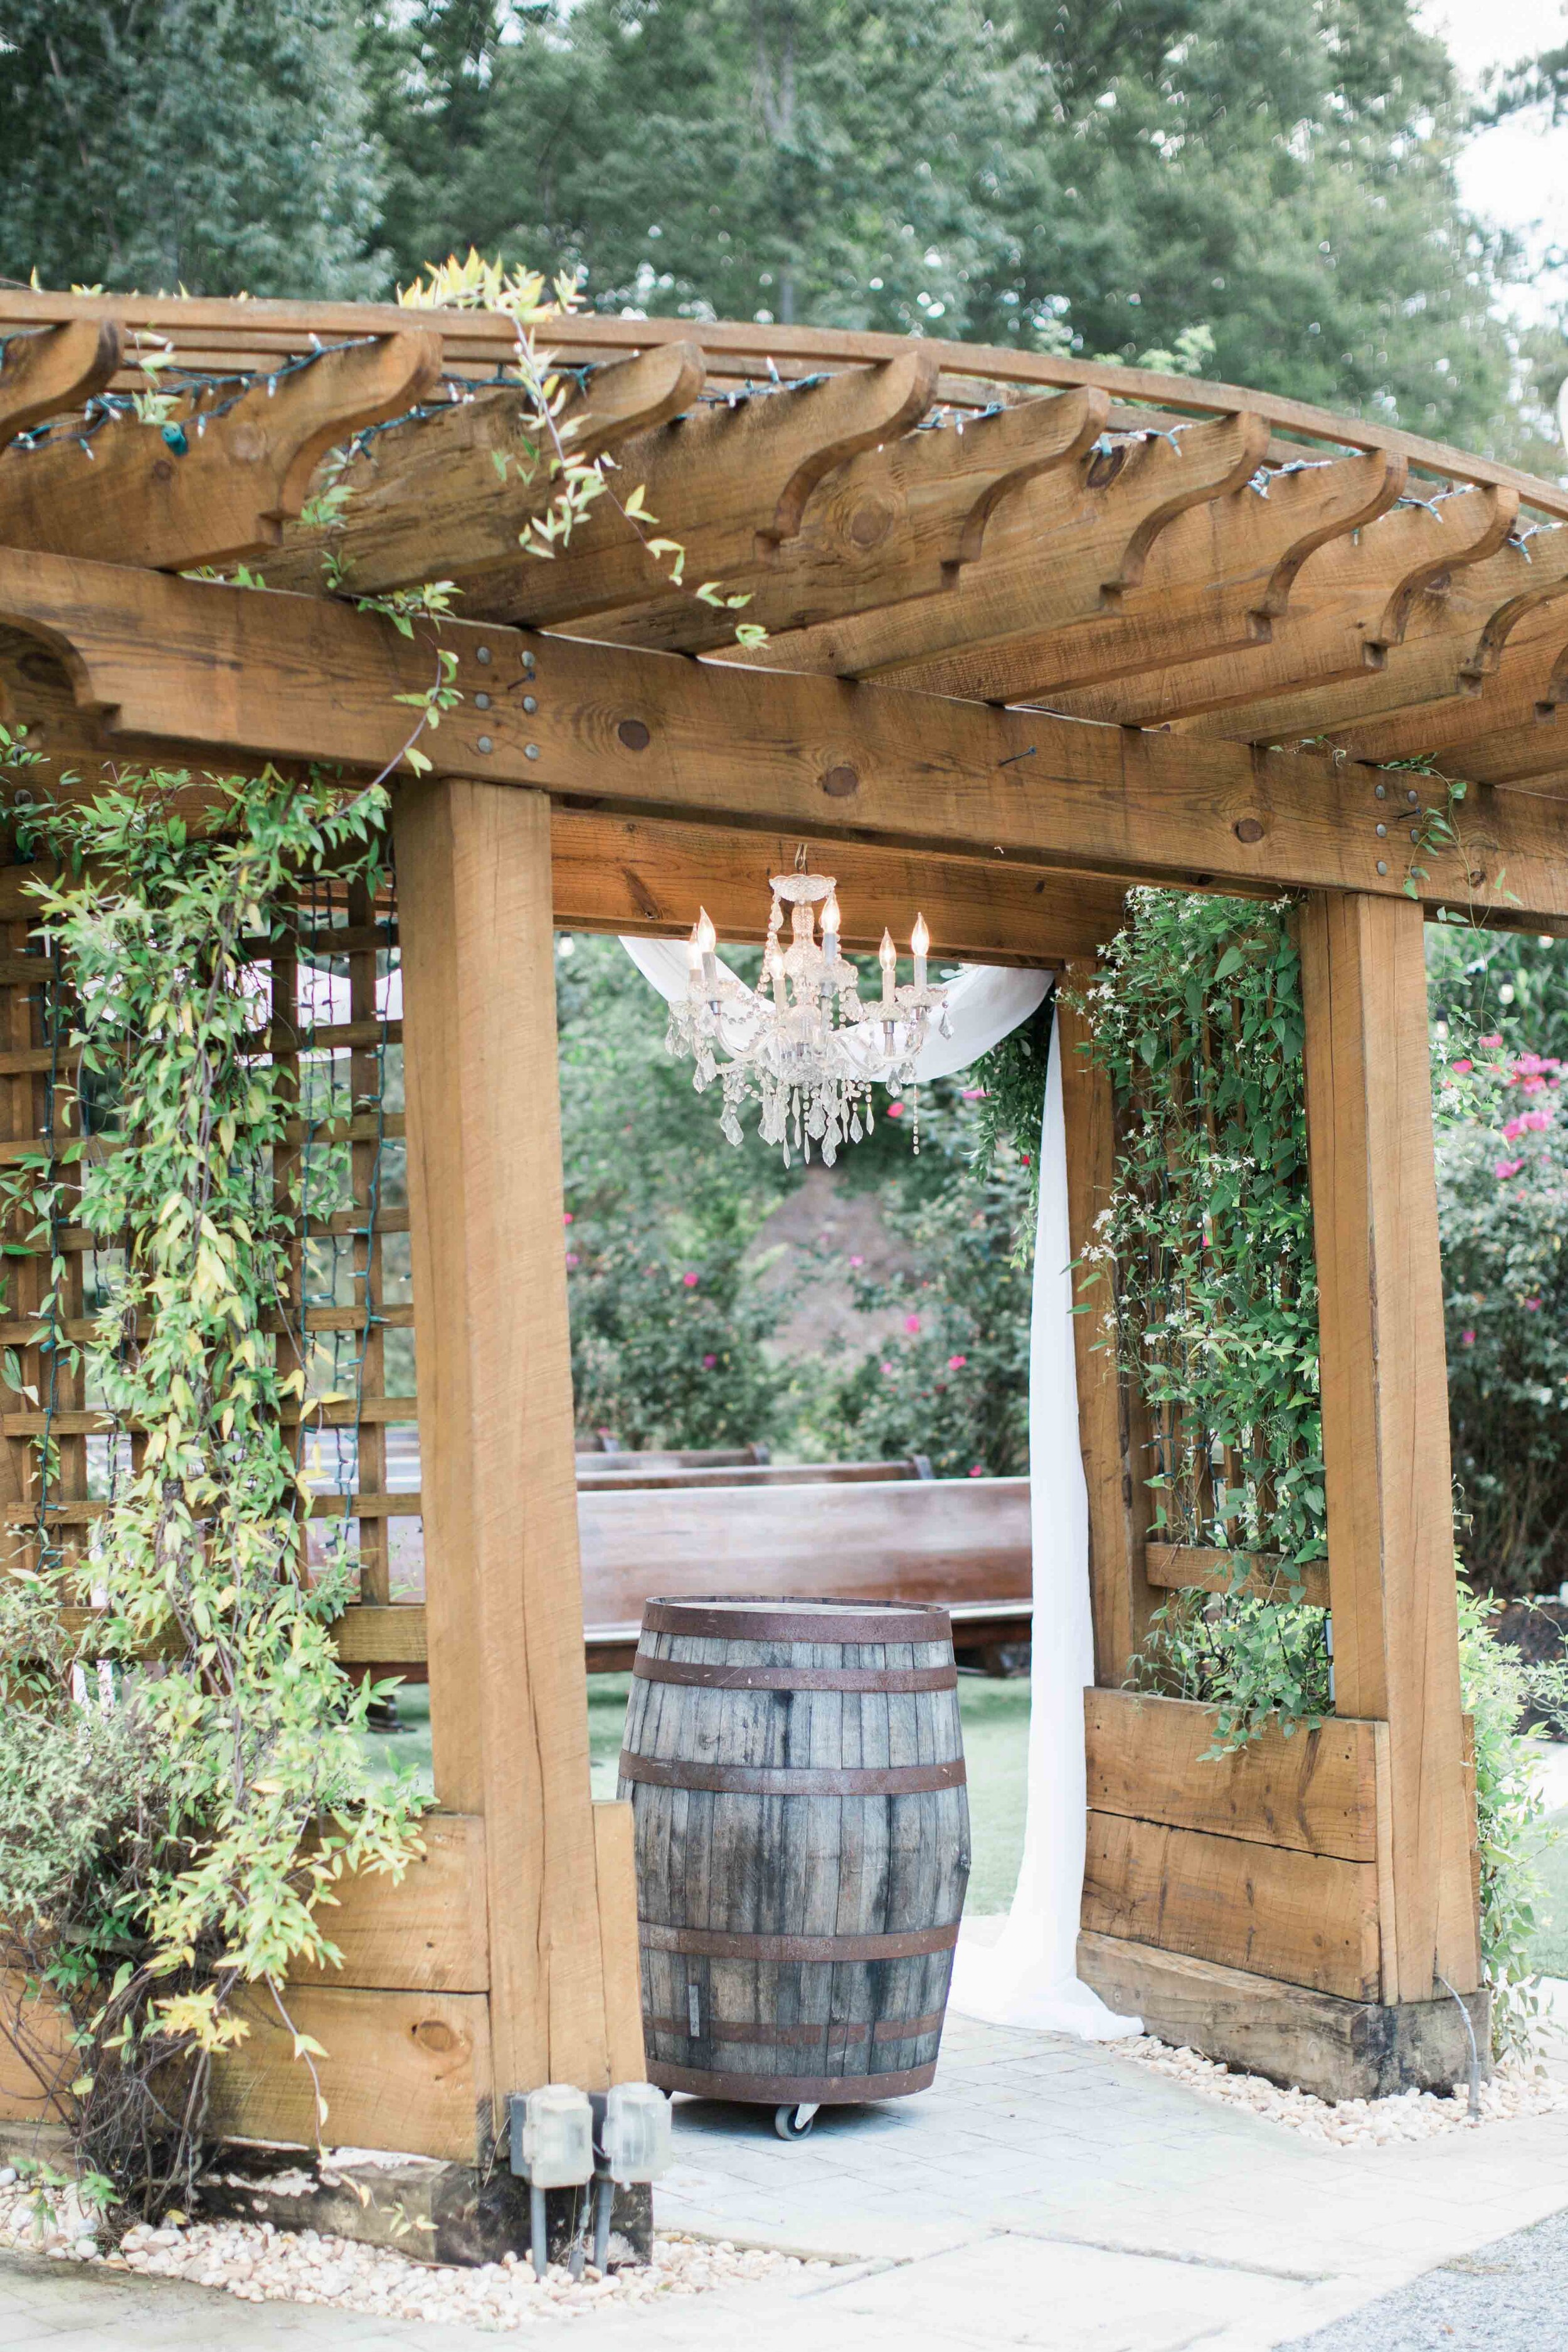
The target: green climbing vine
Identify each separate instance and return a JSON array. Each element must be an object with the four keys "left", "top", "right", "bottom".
[
  {"left": 978, "top": 887, "right": 1547, "bottom": 2048},
  {"left": 0, "top": 759, "right": 425, "bottom": 2217}
]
